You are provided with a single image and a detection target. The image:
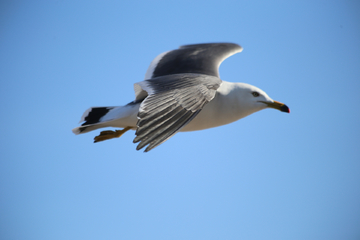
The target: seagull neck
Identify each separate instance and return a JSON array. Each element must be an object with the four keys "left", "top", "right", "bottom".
[
  {"left": 217, "top": 80, "right": 237, "bottom": 96},
  {"left": 180, "top": 81, "right": 257, "bottom": 132},
  {"left": 216, "top": 81, "right": 255, "bottom": 119}
]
